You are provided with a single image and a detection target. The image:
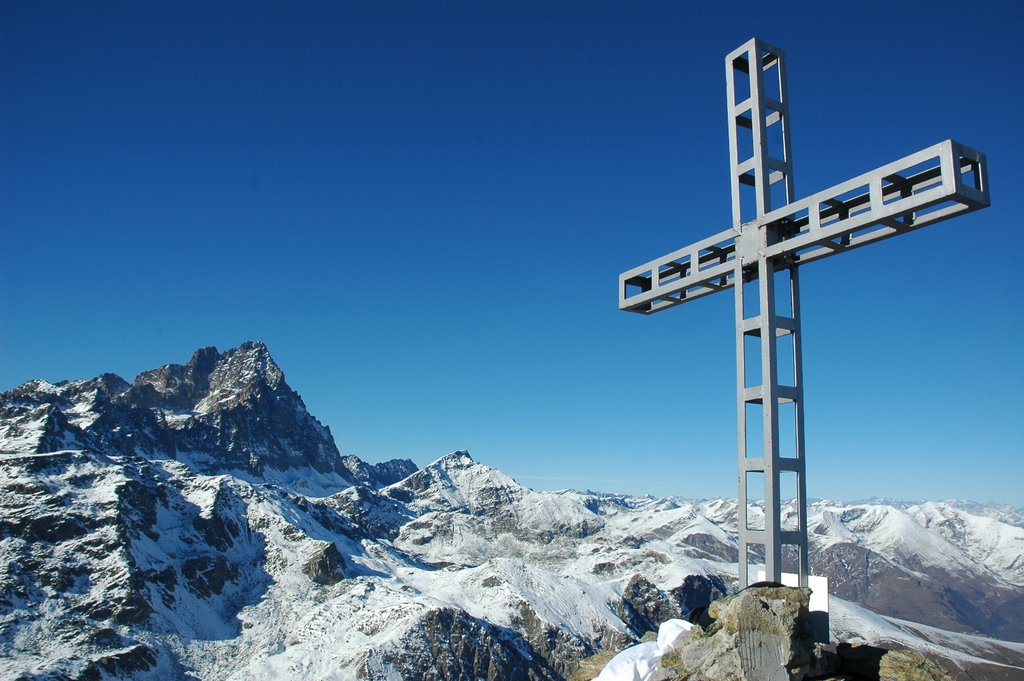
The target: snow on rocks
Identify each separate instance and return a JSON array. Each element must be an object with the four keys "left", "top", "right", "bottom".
[{"left": 592, "top": 619, "right": 693, "bottom": 681}]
